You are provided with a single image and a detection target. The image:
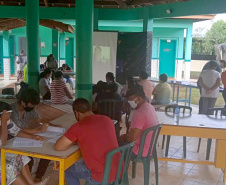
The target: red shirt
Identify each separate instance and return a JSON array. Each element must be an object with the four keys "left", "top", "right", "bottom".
[{"left": 64, "top": 115, "right": 120, "bottom": 183}]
